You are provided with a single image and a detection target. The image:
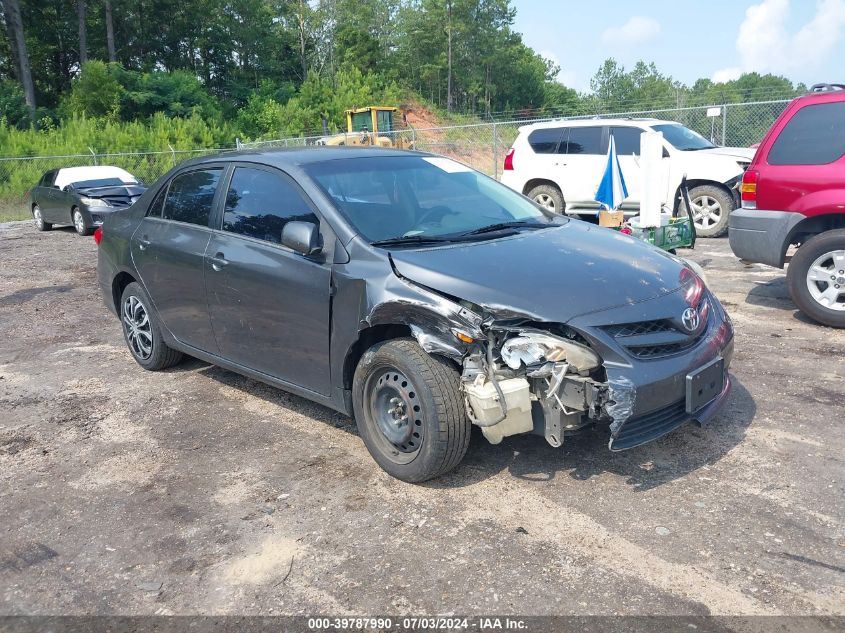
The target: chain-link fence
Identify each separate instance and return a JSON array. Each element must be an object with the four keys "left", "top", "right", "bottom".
[
  {"left": 0, "top": 100, "right": 790, "bottom": 222},
  {"left": 238, "top": 99, "right": 790, "bottom": 180}
]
